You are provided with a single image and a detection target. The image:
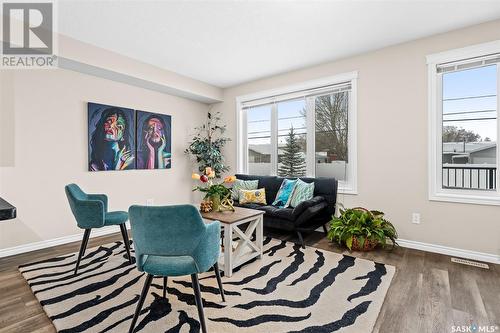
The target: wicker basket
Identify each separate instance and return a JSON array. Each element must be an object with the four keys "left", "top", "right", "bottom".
[{"left": 351, "top": 237, "right": 378, "bottom": 251}]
